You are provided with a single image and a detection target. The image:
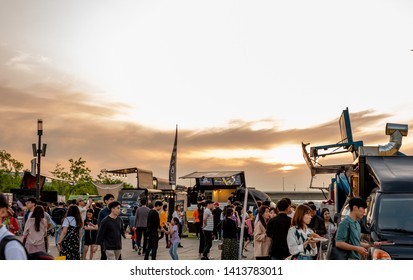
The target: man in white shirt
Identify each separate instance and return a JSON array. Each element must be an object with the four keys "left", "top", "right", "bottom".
[
  {"left": 201, "top": 200, "right": 214, "bottom": 260},
  {"left": 77, "top": 197, "right": 90, "bottom": 258},
  {"left": 0, "top": 193, "right": 27, "bottom": 260}
]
